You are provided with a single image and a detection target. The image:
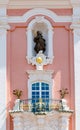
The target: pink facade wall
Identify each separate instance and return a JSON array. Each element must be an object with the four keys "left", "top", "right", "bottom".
[{"left": 7, "top": 9, "right": 74, "bottom": 130}]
